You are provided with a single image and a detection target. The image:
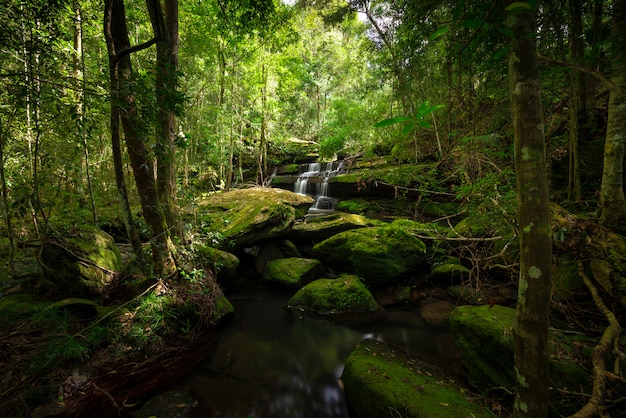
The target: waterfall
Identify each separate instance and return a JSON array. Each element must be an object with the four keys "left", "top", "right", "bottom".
[
  {"left": 294, "top": 163, "right": 321, "bottom": 196},
  {"left": 293, "top": 161, "right": 345, "bottom": 213}
]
